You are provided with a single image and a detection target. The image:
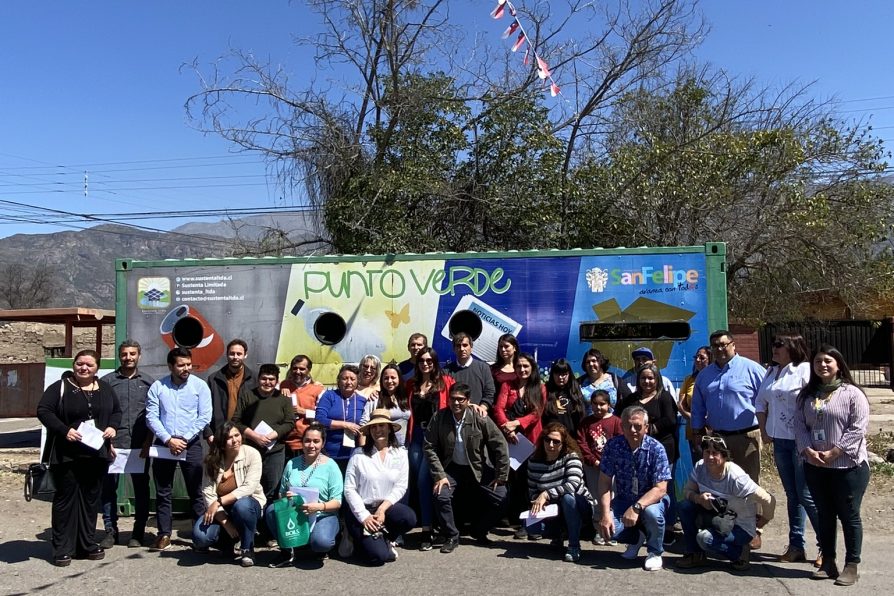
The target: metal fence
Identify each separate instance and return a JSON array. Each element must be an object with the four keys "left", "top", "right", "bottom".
[{"left": 759, "top": 319, "right": 894, "bottom": 388}]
